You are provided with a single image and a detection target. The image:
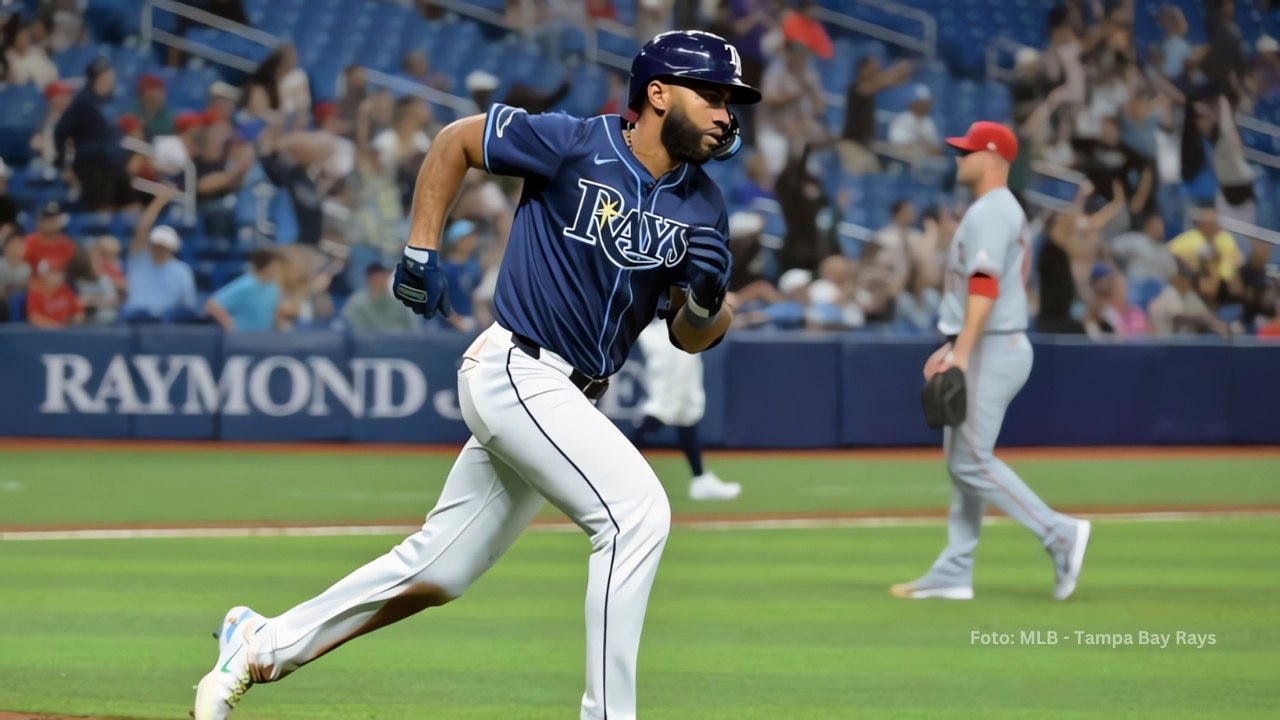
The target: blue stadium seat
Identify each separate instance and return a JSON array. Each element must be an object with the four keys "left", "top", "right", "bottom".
[
  {"left": 54, "top": 43, "right": 108, "bottom": 78},
  {"left": 8, "top": 292, "right": 27, "bottom": 323},
  {"left": 0, "top": 85, "right": 44, "bottom": 167},
  {"left": 67, "top": 212, "right": 115, "bottom": 237},
  {"left": 1217, "top": 304, "right": 1245, "bottom": 325},
  {"left": 84, "top": 0, "right": 143, "bottom": 43},
  {"left": 611, "top": 0, "right": 636, "bottom": 26}
]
